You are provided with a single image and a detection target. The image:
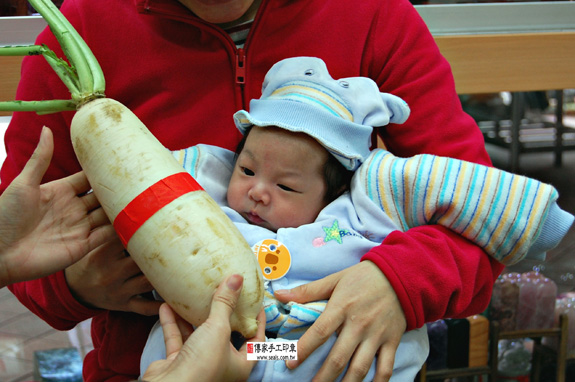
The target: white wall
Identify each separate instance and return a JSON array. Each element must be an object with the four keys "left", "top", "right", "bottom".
[{"left": 0, "top": 116, "right": 9, "bottom": 165}]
